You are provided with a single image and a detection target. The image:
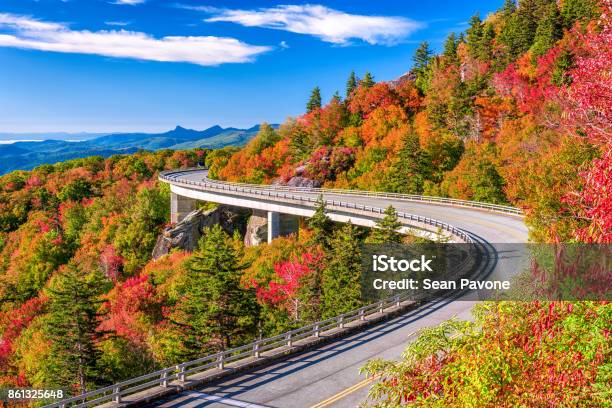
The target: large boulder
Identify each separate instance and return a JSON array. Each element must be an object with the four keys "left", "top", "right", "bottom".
[
  {"left": 285, "top": 176, "right": 322, "bottom": 188},
  {"left": 244, "top": 210, "right": 268, "bottom": 247},
  {"left": 152, "top": 208, "right": 218, "bottom": 259},
  {"left": 152, "top": 205, "right": 249, "bottom": 259}
]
